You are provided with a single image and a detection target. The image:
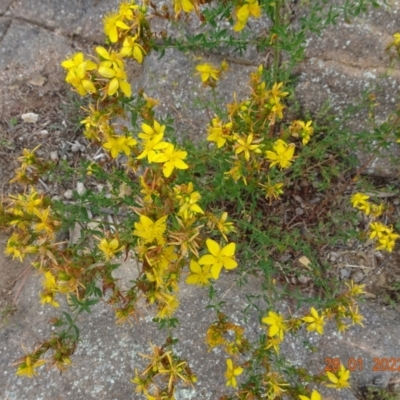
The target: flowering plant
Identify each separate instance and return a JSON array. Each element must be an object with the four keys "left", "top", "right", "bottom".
[{"left": 1, "top": 0, "right": 399, "bottom": 399}]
